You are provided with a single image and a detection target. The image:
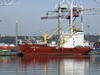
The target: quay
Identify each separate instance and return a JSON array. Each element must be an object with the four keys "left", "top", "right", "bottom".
[
  {"left": 0, "top": 52, "right": 23, "bottom": 56},
  {"left": 0, "top": 44, "right": 24, "bottom": 56},
  {"left": 88, "top": 52, "right": 100, "bottom": 55}
]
